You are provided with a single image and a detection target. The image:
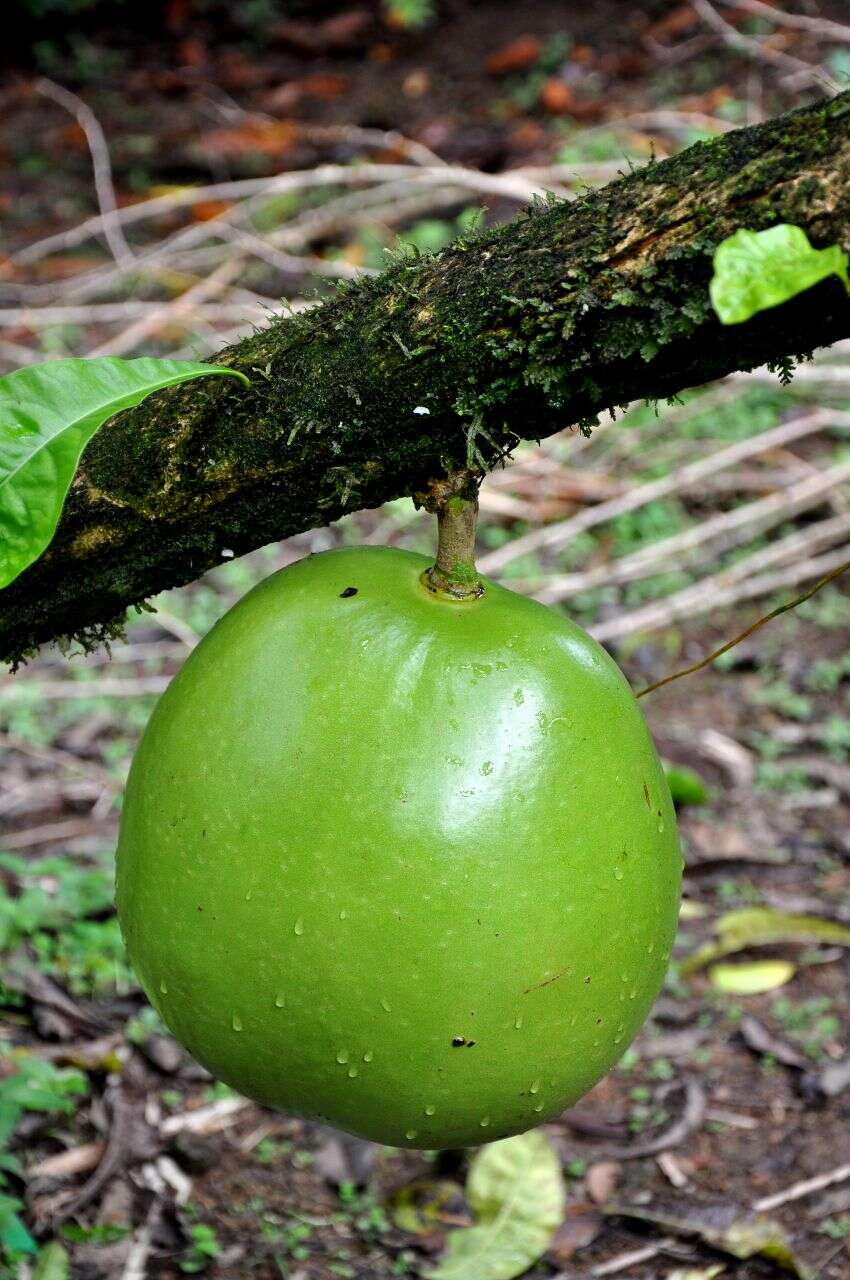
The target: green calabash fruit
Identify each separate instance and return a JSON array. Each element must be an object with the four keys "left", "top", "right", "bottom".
[{"left": 117, "top": 546, "right": 681, "bottom": 1148}]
